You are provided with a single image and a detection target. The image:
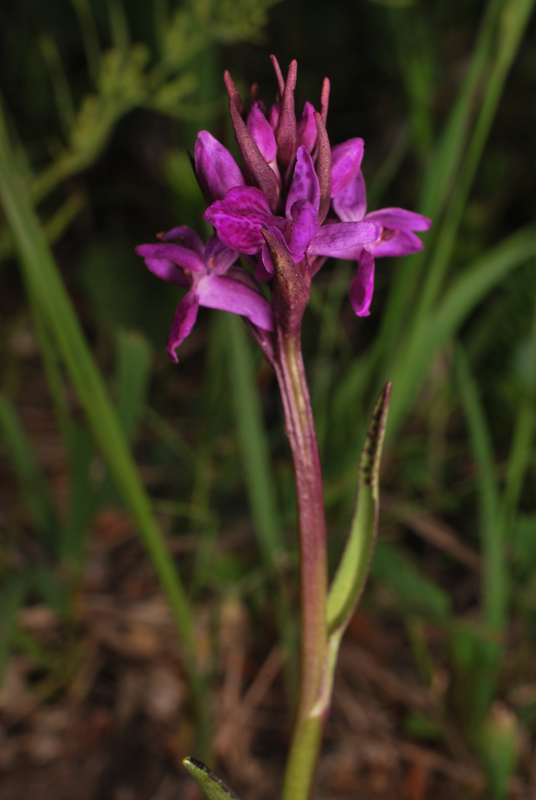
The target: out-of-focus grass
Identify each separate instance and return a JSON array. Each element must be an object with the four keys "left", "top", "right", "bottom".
[{"left": 0, "top": 0, "right": 535, "bottom": 794}]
